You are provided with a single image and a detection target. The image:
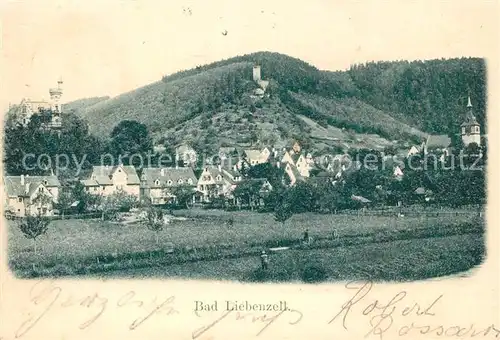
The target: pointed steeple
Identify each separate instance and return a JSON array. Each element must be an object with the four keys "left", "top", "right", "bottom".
[{"left": 467, "top": 96, "right": 472, "bottom": 108}]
